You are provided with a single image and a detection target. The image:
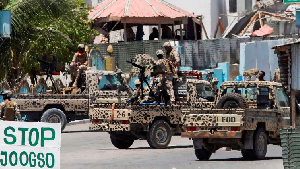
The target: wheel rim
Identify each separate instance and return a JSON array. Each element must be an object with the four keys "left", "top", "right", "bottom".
[
  {"left": 155, "top": 127, "right": 168, "bottom": 143},
  {"left": 257, "top": 134, "right": 265, "bottom": 155},
  {"left": 47, "top": 114, "right": 61, "bottom": 124}
]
